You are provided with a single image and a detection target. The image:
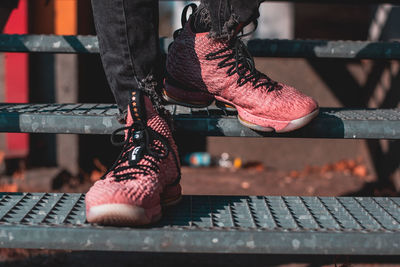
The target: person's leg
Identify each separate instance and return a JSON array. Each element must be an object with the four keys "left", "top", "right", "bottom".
[
  {"left": 0, "top": 0, "right": 19, "bottom": 31},
  {"left": 199, "top": 0, "right": 262, "bottom": 40},
  {"left": 86, "top": 0, "right": 181, "bottom": 226},
  {"left": 90, "top": 0, "right": 165, "bottom": 122}
]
